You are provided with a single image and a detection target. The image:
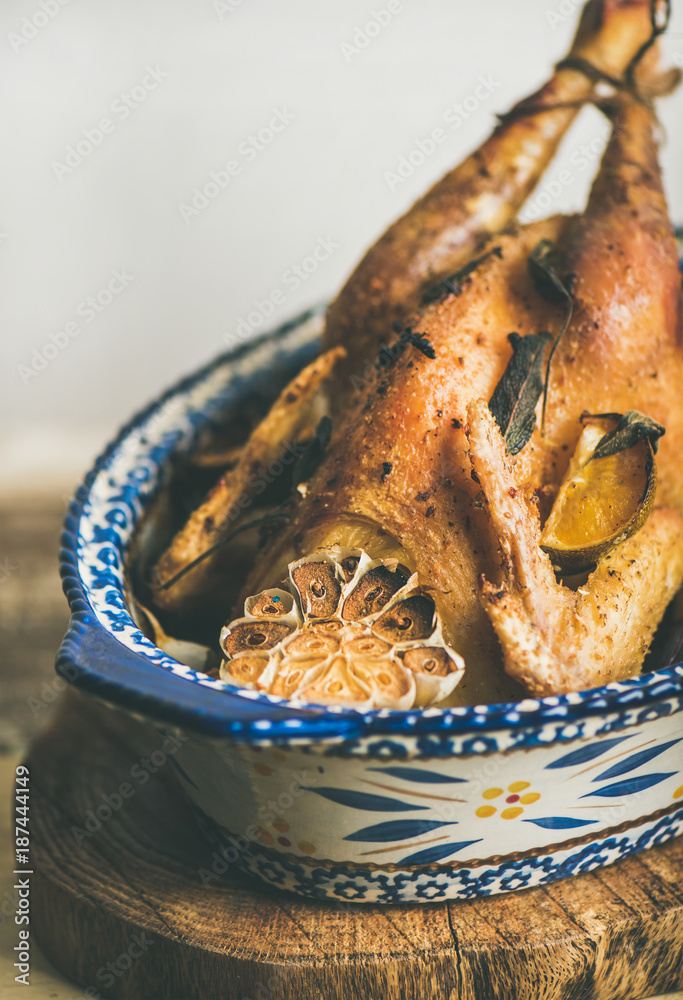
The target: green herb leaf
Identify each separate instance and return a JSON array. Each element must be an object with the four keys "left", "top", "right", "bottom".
[
  {"left": 422, "top": 246, "right": 503, "bottom": 304},
  {"left": 528, "top": 239, "right": 574, "bottom": 437},
  {"left": 405, "top": 330, "right": 436, "bottom": 359},
  {"left": 489, "top": 331, "right": 552, "bottom": 455},
  {"left": 528, "top": 240, "right": 570, "bottom": 304},
  {"left": 583, "top": 410, "right": 665, "bottom": 464}
]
